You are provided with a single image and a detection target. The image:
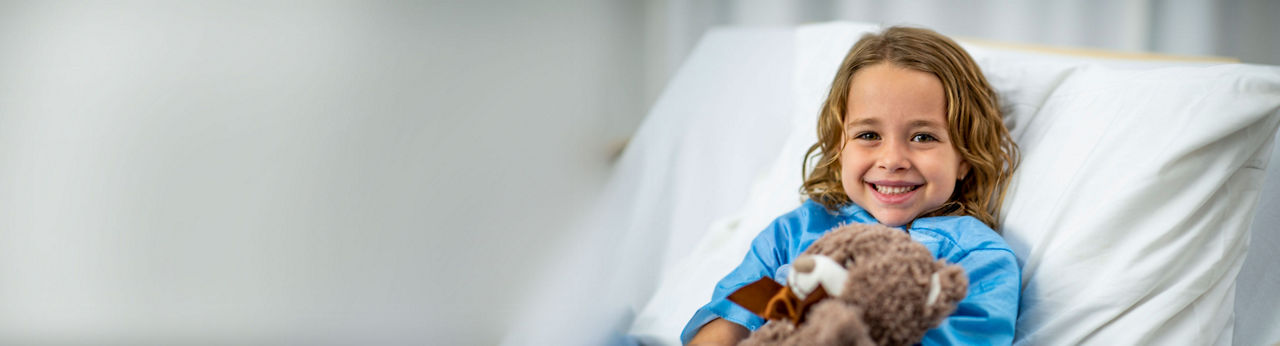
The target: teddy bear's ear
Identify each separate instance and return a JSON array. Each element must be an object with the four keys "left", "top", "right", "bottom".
[{"left": 923, "top": 261, "right": 969, "bottom": 322}]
